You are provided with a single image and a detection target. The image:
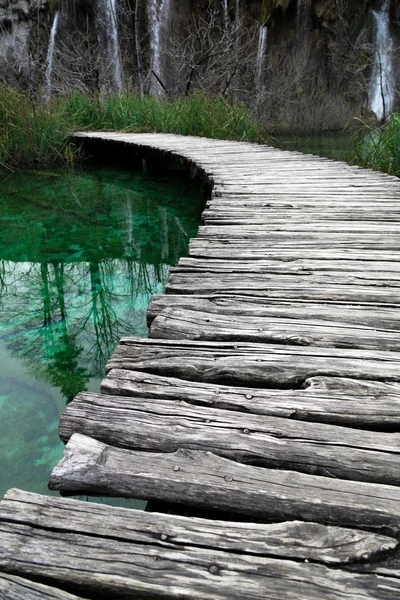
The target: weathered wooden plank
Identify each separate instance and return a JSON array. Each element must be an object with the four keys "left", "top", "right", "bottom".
[
  {"left": 211, "top": 199, "right": 400, "bottom": 207},
  {"left": 197, "top": 226, "right": 400, "bottom": 241},
  {"left": 102, "top": 368, "right": 400, "bottom": 428},
  {"left": 166, "top": 271, "right": 400, "bottom": 290},
  {"left": 215, "top": 185, "right": 400, "bottom": 194},
  {"left": 1, "top": 516, "right": 399, "bottom": 600},
  {"left": 213, "top": 185, "right": 399, "bottom": 193},
  {"left": 205, "top": 200, "right": 400, "bottom": 209},
  {"left": 188, "top": 242, "right": 400, "bottom": 262},
  {"left": 49, "top": 434, "right": 400, "bottom": 534},
  {"left": 174, "top": 257, "right": 400, "bottom": 274},
  {"left": 3, "top": 489, "right": 397, "bottom": 565},
  {"left": 58, "top": 391, "right": 400, "bottom": 484},
  {"left": 147, "top": 294, "right": 400, "bottom": 330},
  {"left": 189, "top": 236, "right": 400, "bottom": 251},
  {"left": 149, "top": 307, "right": 400, "bottom": 351},
  {"left": 209, "top": 171, "right": 391, "bottom": 179},
  {"left": 106, "top": 337, "right": 400, "bottom": 387},
  {"left": 166, "top": 274, "right": 400, "bottom": 303},
  {"left": 204, "top": 214, "right": 400, "bottom": 225},
  {"left": 210, "top": 194, "right": 400, "bottom": 201},
  {"left": 200, "top": 222, "right": 400, "bottom": 233},
  {"left": 0, "top": 573, "right": 85, "bottom": 600},
  {"left": 207, "top": 166, "right": 395, "bottom": 175},
  {"left": 209, "top": 169, "right": 386, "bottom": 177}
]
